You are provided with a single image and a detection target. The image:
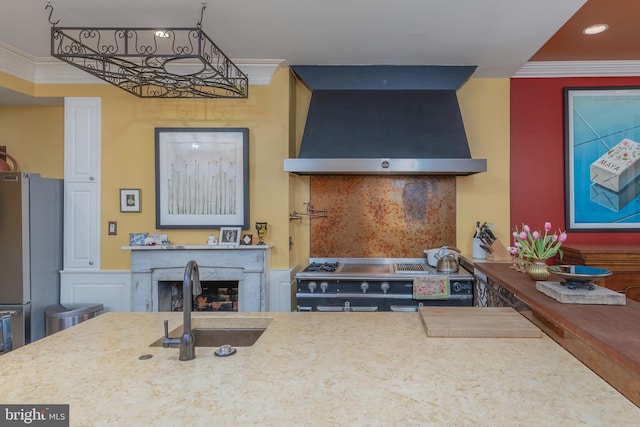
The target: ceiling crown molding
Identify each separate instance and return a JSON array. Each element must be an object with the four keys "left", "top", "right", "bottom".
[
  {"left": 6, "top": 40, "right": 640, "bottom": 84},
  {"left": 0, "top": 42, "right": 37, "bottom": 81},
  {"left": 513, "top": 60, "right": 640, "bottom": 78},
  {"left": 0, "top": 42, "right": 282, "bottom": 86}
]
